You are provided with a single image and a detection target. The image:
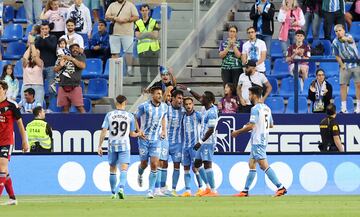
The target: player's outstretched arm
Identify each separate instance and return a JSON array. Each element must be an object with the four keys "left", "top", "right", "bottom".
[
  {"left": 177, "top": 84, "right": 202, "bottom": 102},
  {"left": 97, "top": 128, "right": 107, "bottom": 157},
  {"left": 231, "top": 123, "right": 254, "bottom": 138},
  {"left": 16, "top": 119, "right": 29, "bottom": 152}
]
